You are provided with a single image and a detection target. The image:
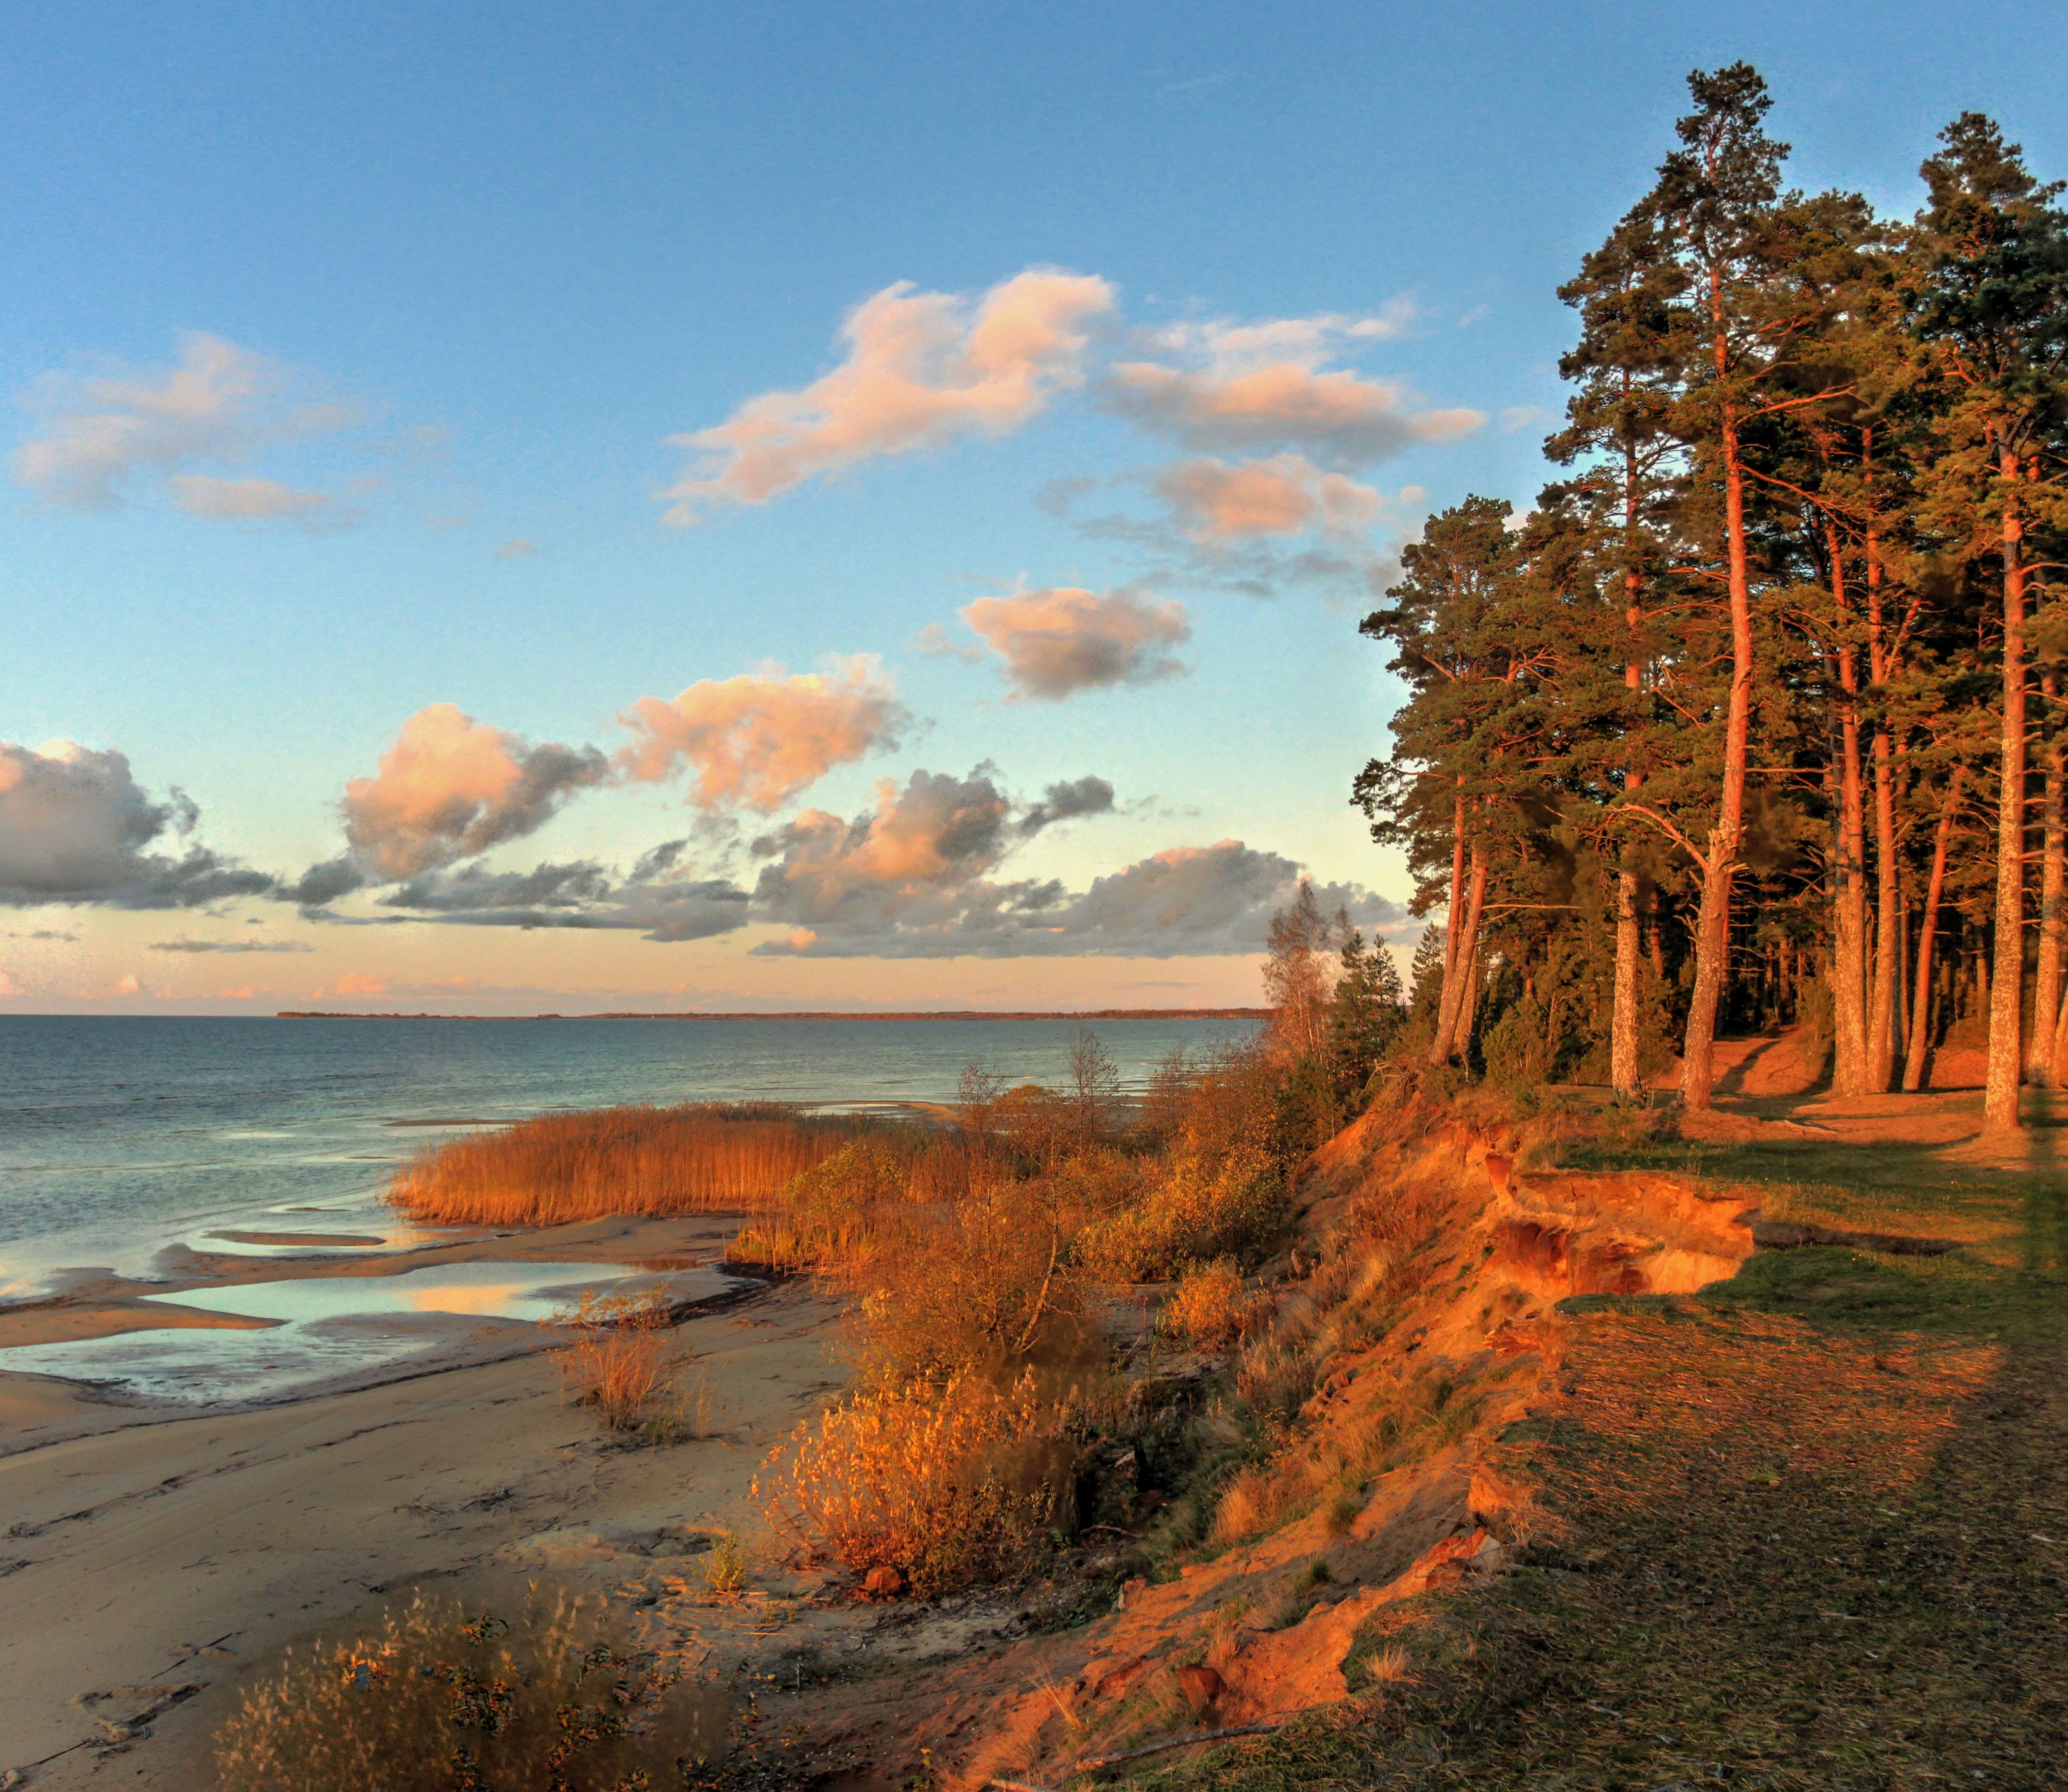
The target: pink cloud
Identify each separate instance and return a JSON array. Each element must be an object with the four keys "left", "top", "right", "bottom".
[
  {"left": 755, "top": 769, "right": 1016, "bottom": 923},
  {"left": 1105, "top": 310, "right": 1481, "bottom": 461},
  {"left": 168, "top": 473, "right": 346, "bottom": 528},
  {"left": 1153, "top": 454, "right": 1383, "bottom": 539},
  {"left": 326, "top": 973, "right": 388, "bottom": 997},
  {"left": 956, "top": 588, "right": 1190, "bottom": 700},
  {"left": 343, "top": 704, "right": 607, "bottom": 879},
  {"left": 619, "top": 658, "right": 908, "bottom": 811},
  {"left": 661, "top": 269, "right": 1116, "bottom": 521},
  {"left": 12, "top": 331, "right": 362, "bottom": 519}
]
